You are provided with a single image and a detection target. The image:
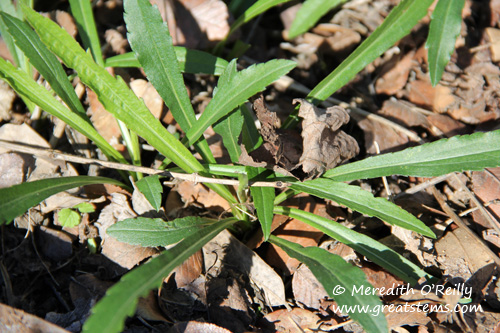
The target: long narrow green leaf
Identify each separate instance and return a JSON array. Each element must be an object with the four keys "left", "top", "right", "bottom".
[
  {"left": 124, "top": 0, "right": 215, "bottom": 163},
  {"left": 21, "top": 5, "right": 236, "bottom": 204},
  {"left": 213, "top": 107, "right": 245, "bottom": 163},
  {"left": 248, "top": 167, "right": 275, "bottom": 240},
  {"left": 1, "top": 13, "right": 88, "bottom": 118},
  {"left": 230, "top": 0, "right": 292, "bottom": 34},
  {"left": 288, "top": 0, "right": 346, "bottom": 39},
  {"left": 69, "top": 0, "right": 142, "bottom": 170},
  {"left": 307, "top": 0, "right": 434, "bottom": 103},
  {"left": 0, "top": 1, "right": 23, "bottom": 67},
  {"left": 20, "top": 6, "right": 191, "bottom": 171},
  {"left": 269, "top": 235, "right": 387, "bottom": 333},
  {"left": 107, "top": 216, "right": 225, "bottom": 247},
  {"left": 68, "top": 0, "right": 104, "bottom": 66},
  {"left": 184, "top": 59, "right": 296, "bottom": 146},
  {"left": 0, "top": 1, "right": 35, "bottom": 112},
  {"left": 274, "top": 206, "right": 432, "bottom": 284},
  {"left": 0, "top": 176, "right": 125, "bottom": 225},
  {"left": 324, "top": 130, "right": 500, "bottom": 182},
  {"left": 104, "top": 49, "right": 228, "bottom": 75},
  {"left": 0, "top": 57, "right": 126, "bottom": 164},
  {"left": 211, "top": 62, "right": 243, "bottom": 163},
  {"left": 83, "top": 218, "right": 237, "bottom": 333},
  {"left": 426, "top": 0, "right": 465, "bottom": 86},
  {"left": 290, "top": 178, "right": 435, "bottom": 237},
  {"left": 240, "top": 104, "right": 263, "bottom": 152}
]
